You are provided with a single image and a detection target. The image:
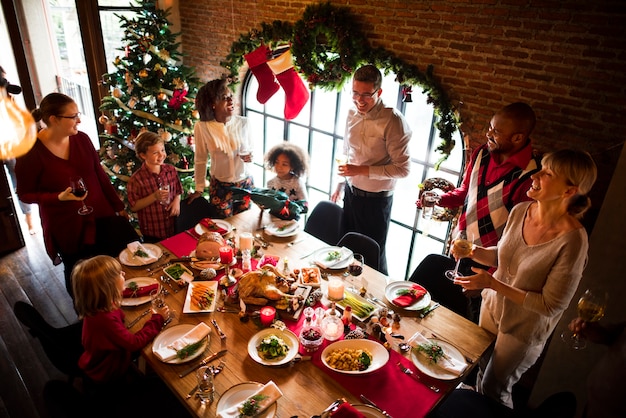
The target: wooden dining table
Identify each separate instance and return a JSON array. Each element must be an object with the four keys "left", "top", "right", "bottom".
[{"left": 121, "top": 205, "right": 495, "bottom": 418}]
